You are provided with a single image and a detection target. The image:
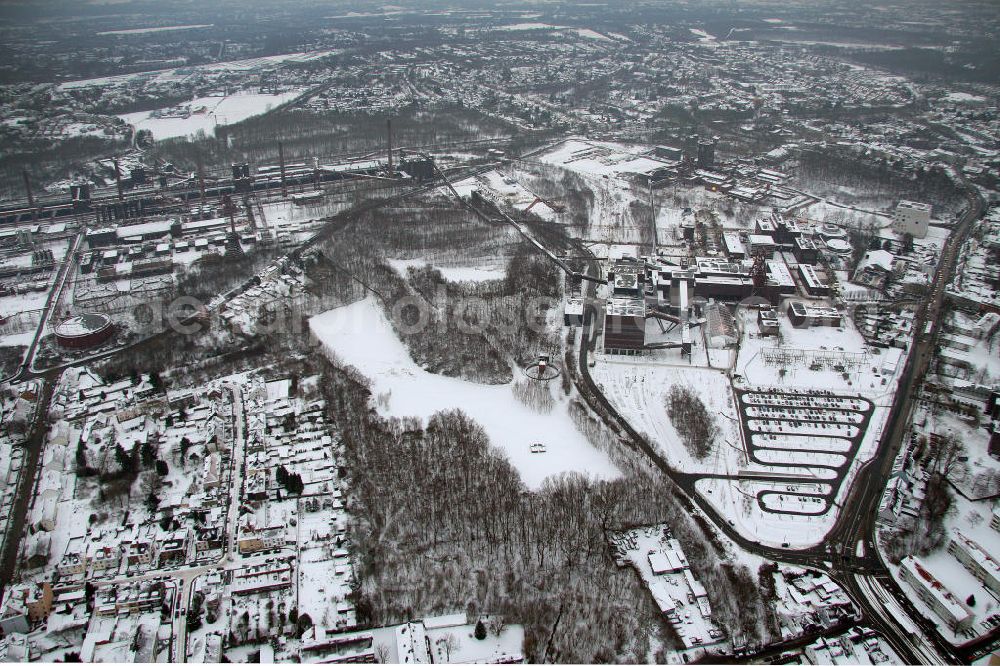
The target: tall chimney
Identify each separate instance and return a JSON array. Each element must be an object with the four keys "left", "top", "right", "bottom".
[
  {"left": 387, "top": 118, "right": 393, "bottom": 178},
  {"left": 22, "top": 170, "right": 36, "bottom": 222},
  {"left": 278, "top": 141, "right": 288, "bottom": 198},
  {"left": 22, "top": 169, "right": 35, "bottom": 208},
  {"left": 197, "top": 160, "right": 207, "bottom": 212},
  {"left": 113, "top": 158, "right": 124, "bottom": 201}
]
